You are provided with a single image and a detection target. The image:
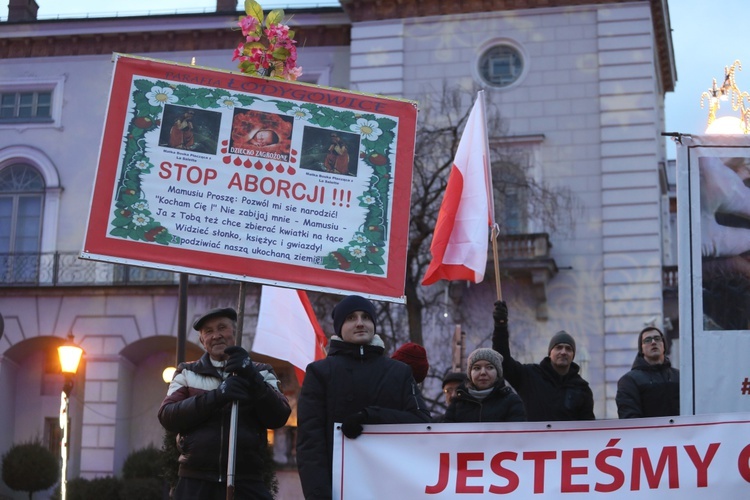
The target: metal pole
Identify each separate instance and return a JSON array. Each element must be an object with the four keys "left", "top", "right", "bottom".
[
  {"left": 60, "top": 383, "right": 71, "bottom": 500},
  {"left": 176, "top": 273, "right": 188, "bottom": 365},
  {"left": 226, "top": 282, "right": 247, "bottom": 500}
]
